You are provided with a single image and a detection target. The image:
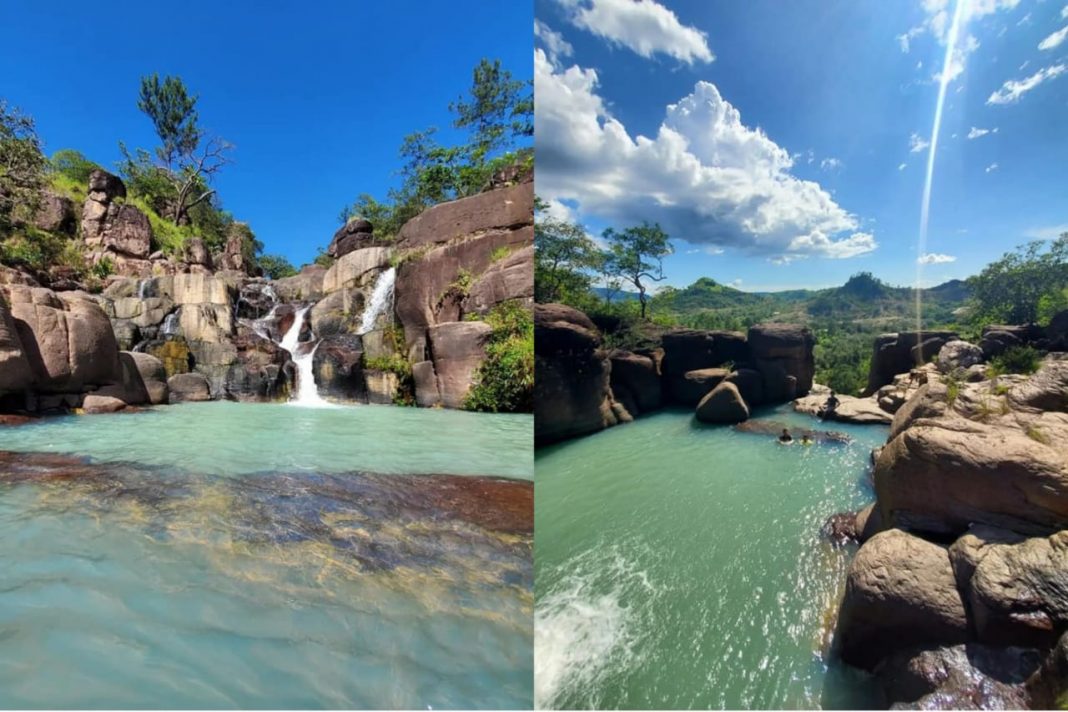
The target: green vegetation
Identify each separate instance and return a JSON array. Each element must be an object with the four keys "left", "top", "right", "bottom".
[
  {"left": 339, "top": 58, "right": 533, "bottom": 240},
  {"left": 968, "top": 236, "right": 1068, "bottom": 326},
  {"left": 464, "top": 301, "right": 534, "bottom": 413},
  {"left": 258, "top": 254, "right": 297, "bottom": 280},
  {"left": 363, "top": 353, "right": 414, "bottom": 407},
  {"left": 990, "top": 345, "right": 1042, "bottom": 375},
  {"left": 602, "top": 222, "right": 673, "bottom": 320},
  {"left": 0, "top": 101, "right": 47, "bottom": 236}
]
